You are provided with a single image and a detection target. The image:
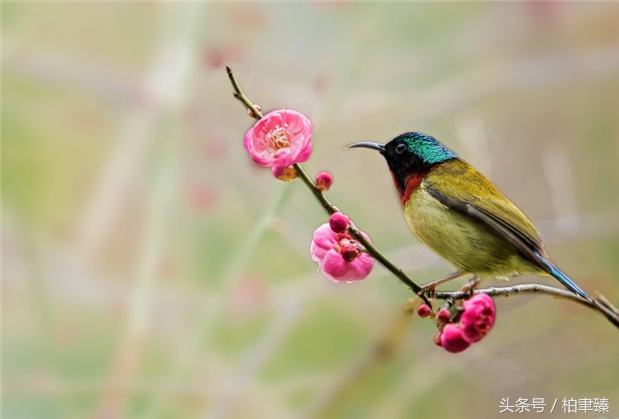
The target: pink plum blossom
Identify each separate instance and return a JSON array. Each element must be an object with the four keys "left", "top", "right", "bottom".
[
  {"left": 434, "top": 293, "right": 496, "bottom": 354},
  {"left": 244, "top": 109, "right": 313, "bottom": 168},
  {"left": 461, "top": 293, "right": 496, "bottom": 343},
  {"left": 440, "top": 324, "right": 471, "bottom": 353},
  {"left": 310, "top": 223, "right": 373, "bottom": 283}
]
